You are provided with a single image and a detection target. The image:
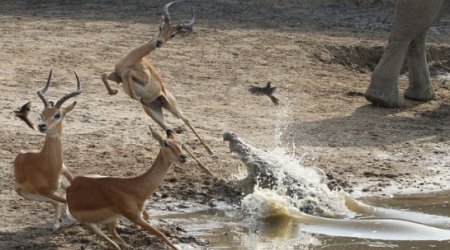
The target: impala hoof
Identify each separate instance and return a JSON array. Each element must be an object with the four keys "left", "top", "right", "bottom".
[
  {"left": 209, "top": 154, "right": 219, "bottom": 161},
  {"left": 214, "top": 176, "right": 226, "bottom": 184},
  {"left": 120, "top": 242, "right": 132, "bottom": 249},
  {"left": 206, "top": 147, "right": 216, "bottom": 156},
  {"left": 109, "top": 89, "right": 118, "bottom": 95},
  {"left": 52, "top": 222, "right": 61, "bottom": 231}
]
